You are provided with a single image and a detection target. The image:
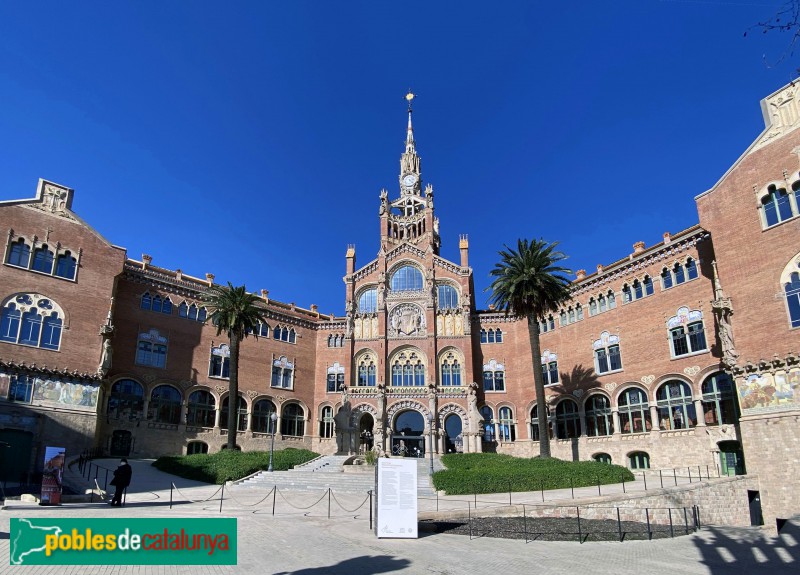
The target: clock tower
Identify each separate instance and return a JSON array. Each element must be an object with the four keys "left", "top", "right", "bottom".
[{"left": 379, "top": 91, "right": 440, "bottom": 254}]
